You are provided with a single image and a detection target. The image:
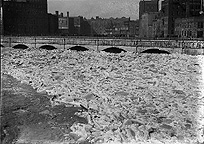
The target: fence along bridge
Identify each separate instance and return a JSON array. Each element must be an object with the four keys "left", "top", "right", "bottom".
[{"left": 1, "top": 36, "right": 204, "bottom": 54}]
